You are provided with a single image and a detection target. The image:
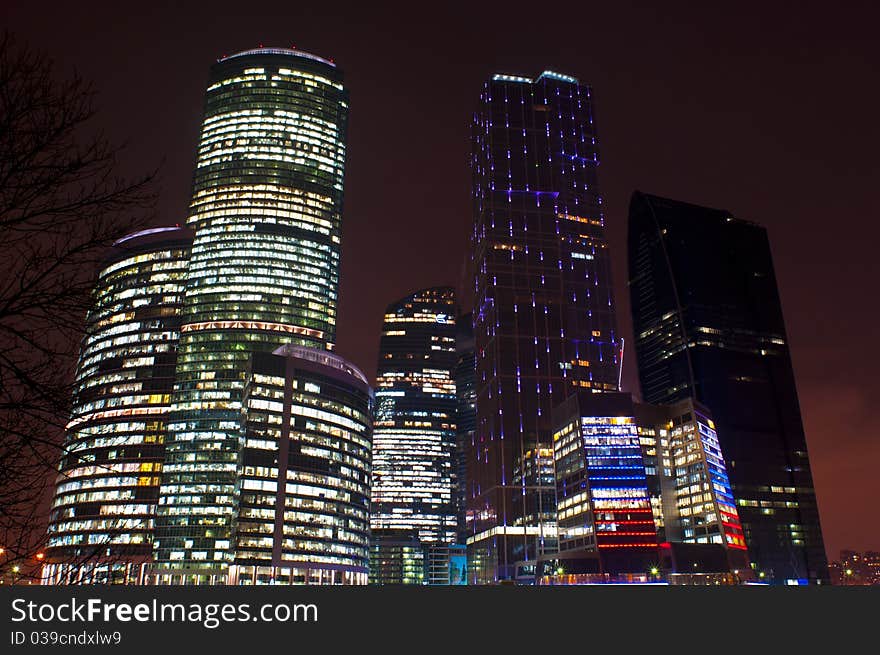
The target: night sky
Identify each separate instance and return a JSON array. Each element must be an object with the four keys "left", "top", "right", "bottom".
[{"left": 5, "top": 1, "right": 878, "bottom": 560}]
